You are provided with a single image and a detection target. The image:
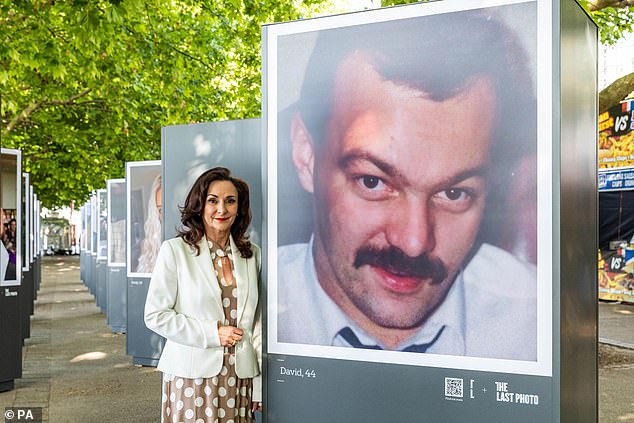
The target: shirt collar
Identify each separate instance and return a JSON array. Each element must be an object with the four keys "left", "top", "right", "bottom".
[{"left": 304, "top": 236, "right": 466, "bottom": 353}]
